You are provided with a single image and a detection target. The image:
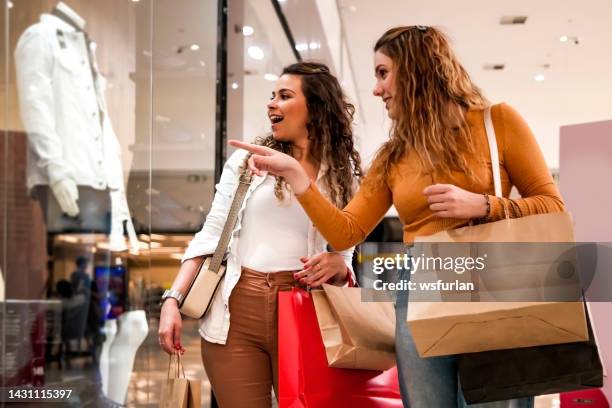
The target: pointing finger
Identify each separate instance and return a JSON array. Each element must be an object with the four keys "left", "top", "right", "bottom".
[{"left": 229, "top": 140, "right": 273, "bottom": 155}]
